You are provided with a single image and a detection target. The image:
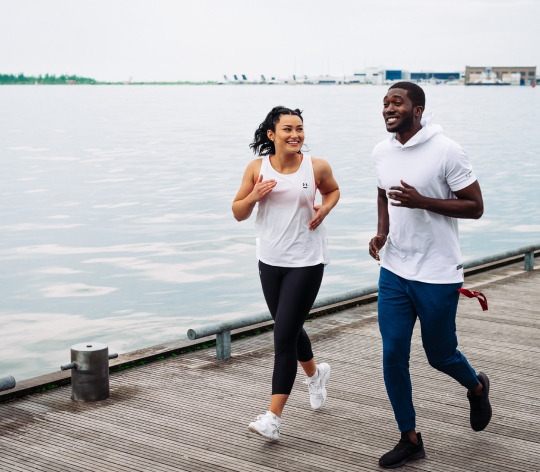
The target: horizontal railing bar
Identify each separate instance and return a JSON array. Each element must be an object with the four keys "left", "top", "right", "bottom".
[
  {"left": 187, "top": 284, "right": 379, "bottom": 340},
  {"left": 462, "top": 243, "right": 540, "bottom": 269},
  {"left": 187, "top": 243, "right": 539, "bottom": 340}
]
